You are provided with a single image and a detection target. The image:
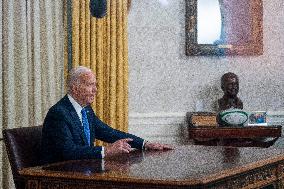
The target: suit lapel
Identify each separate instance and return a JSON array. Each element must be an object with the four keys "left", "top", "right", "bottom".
[
  {"left": 62, "top": 95, "right": 88, "bottom": 145},
  {"left": 70, "top": 110, "right": 89, "bottom": 145}
]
